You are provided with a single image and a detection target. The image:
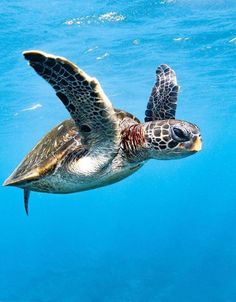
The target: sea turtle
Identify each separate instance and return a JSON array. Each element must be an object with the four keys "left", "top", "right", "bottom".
[{"left": 4, "top": 51, "right": 202, "bottom": 215}]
